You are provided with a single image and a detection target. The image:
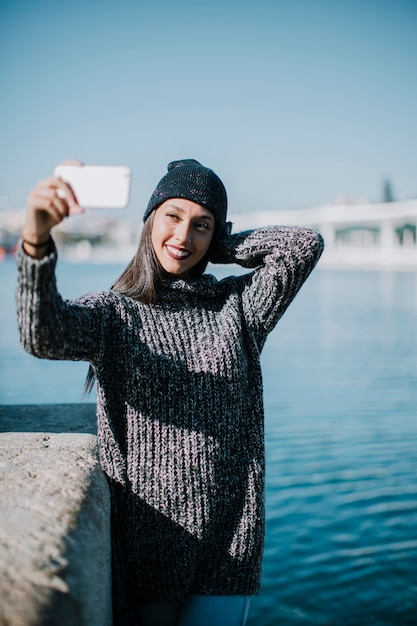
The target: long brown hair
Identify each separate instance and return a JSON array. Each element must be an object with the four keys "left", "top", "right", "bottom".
[
  {"left": 112, "top": 213, "right": 161, "bottom": 304},
  {"left": 84, "top": 210, "right": 215, "bottom": 394}
]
